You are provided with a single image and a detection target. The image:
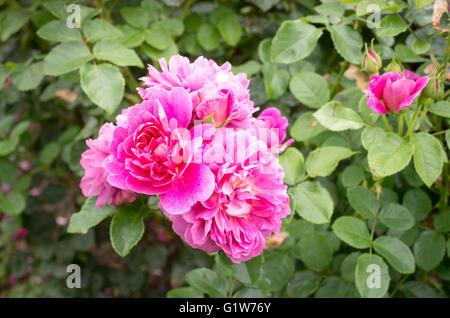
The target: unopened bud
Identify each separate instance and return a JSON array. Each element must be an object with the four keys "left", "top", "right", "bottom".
[{"left": 362, "top": 41, "right": 382, "bottom": 75}]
